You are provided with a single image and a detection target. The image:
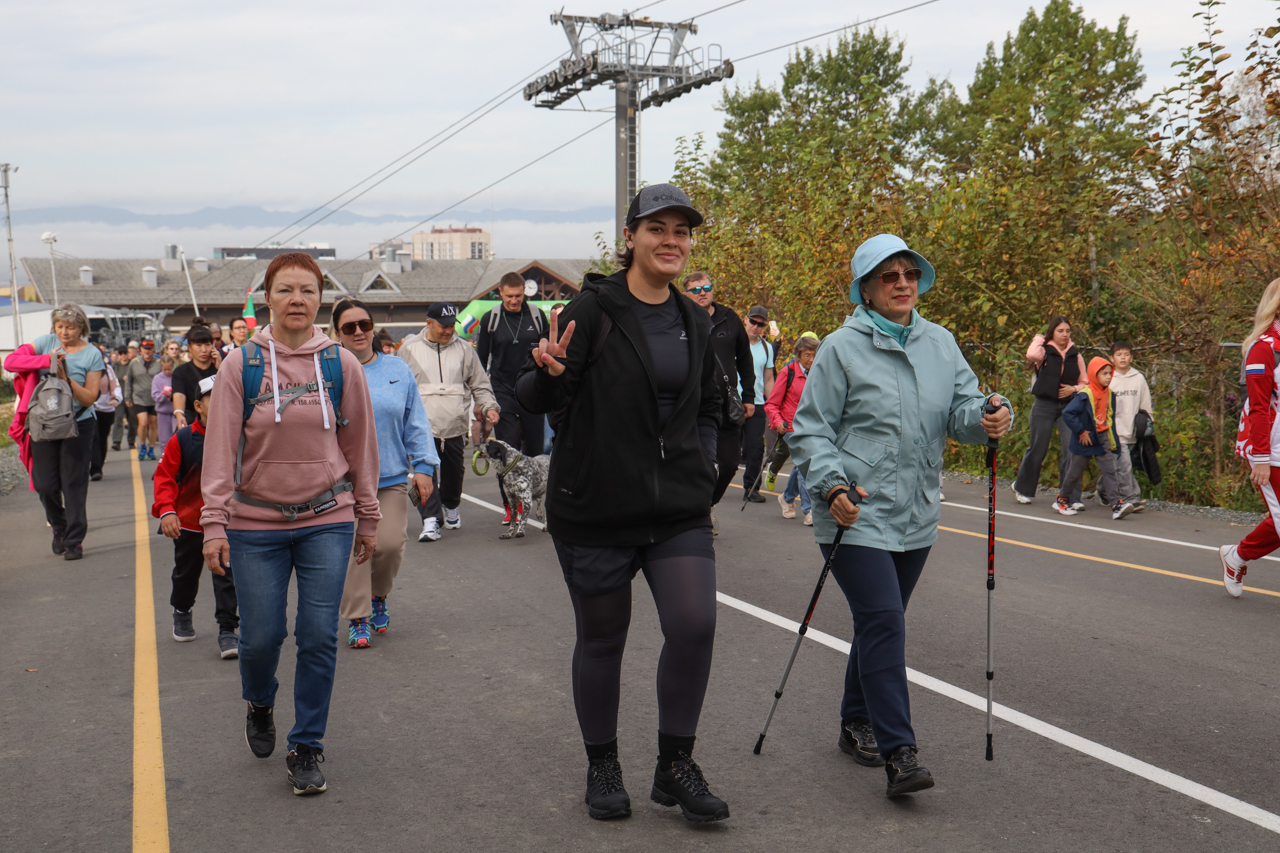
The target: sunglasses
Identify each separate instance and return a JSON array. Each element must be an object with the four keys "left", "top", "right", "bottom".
[
  {"left": 338, "top": 319, "right": 374, "bottom": 336},
  {"left": 685, "top": 284, "right": 712, "bottom": 295},
  {"left": 747, "top": 317, "right": 767, "bottom": 327},
  {"left": 869, "top": 268, "right": 923, "bottom": 285}
]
